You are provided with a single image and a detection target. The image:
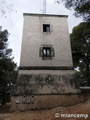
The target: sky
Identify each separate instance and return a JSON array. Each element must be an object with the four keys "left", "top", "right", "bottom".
[{"left": 0, "top": 0, "right": 83, "bottom": 66}]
